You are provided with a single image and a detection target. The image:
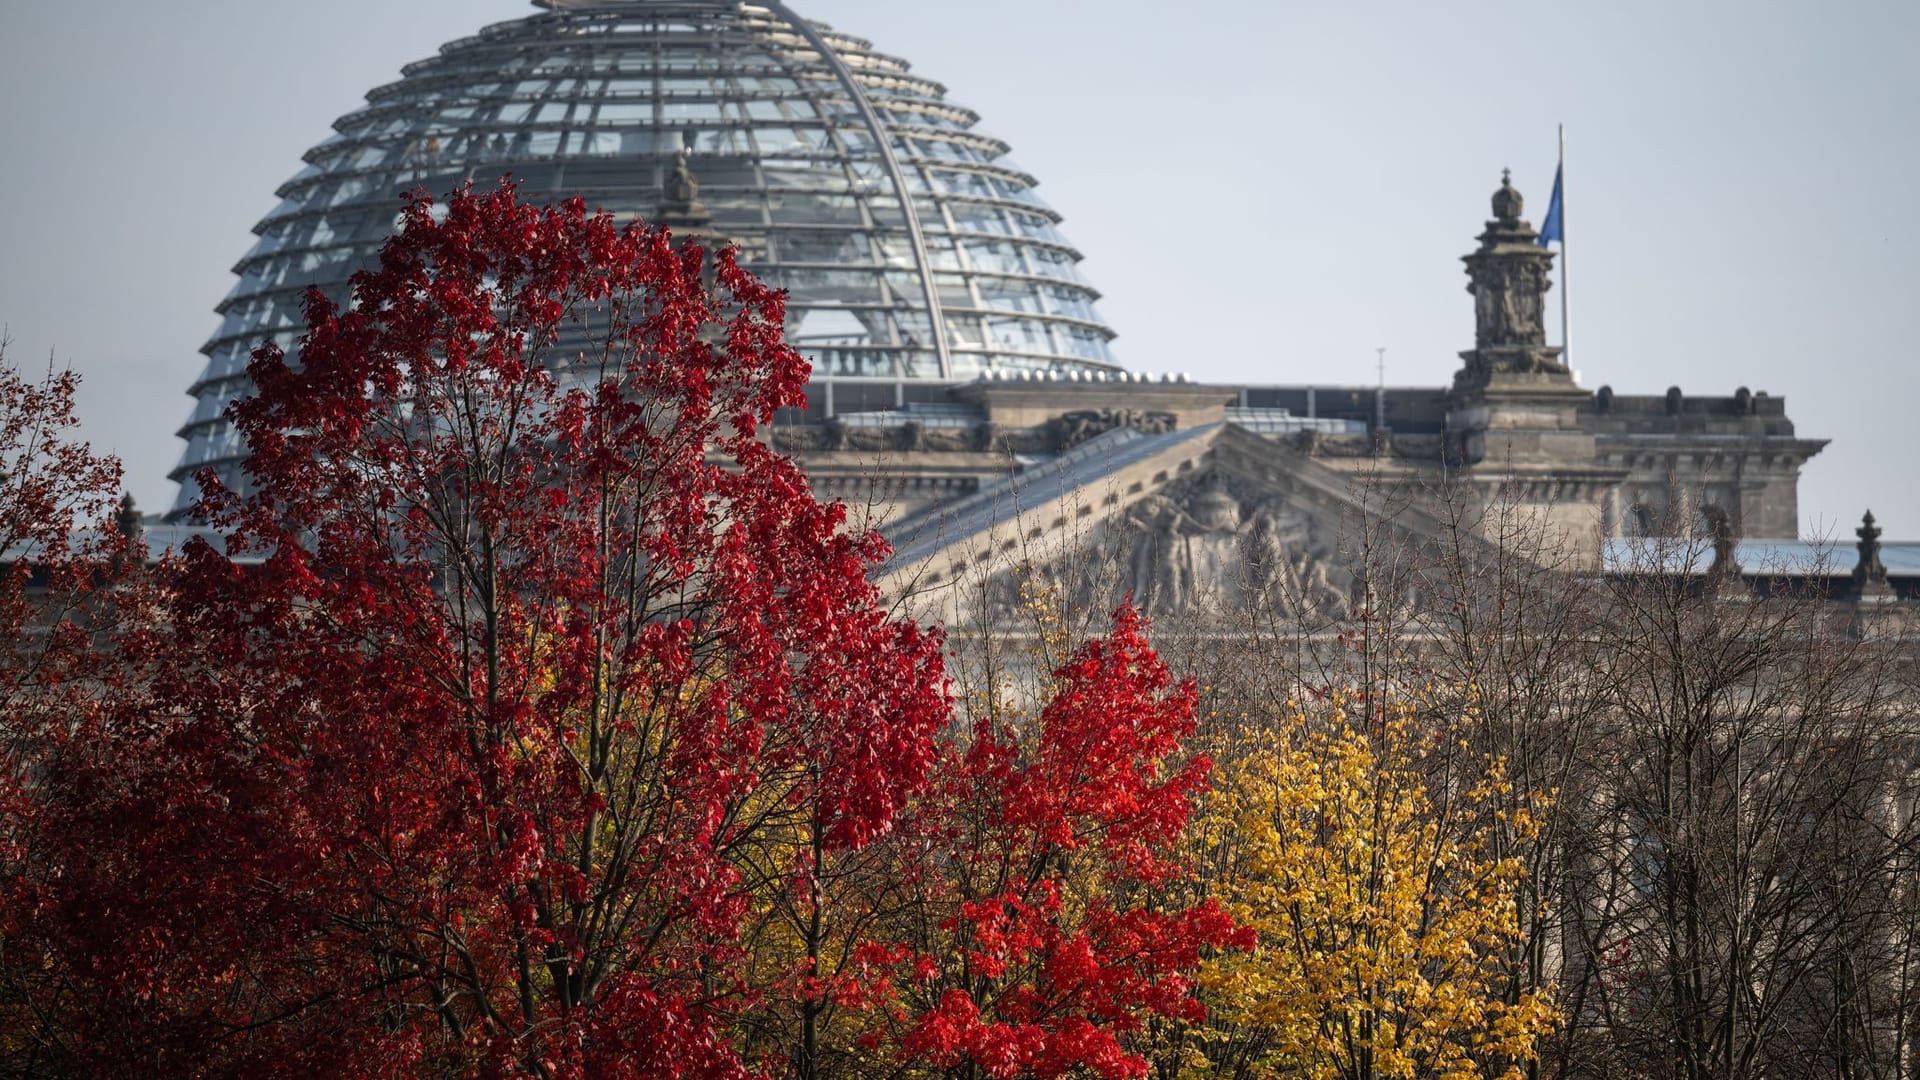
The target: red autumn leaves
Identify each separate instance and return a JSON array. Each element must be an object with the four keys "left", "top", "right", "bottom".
[
  {"left": 0, "top": 184, "right": 1239, "bottom": 1079},
  {"left": 889, "top": 606, "right": 1247, "bottom": 1078}
]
